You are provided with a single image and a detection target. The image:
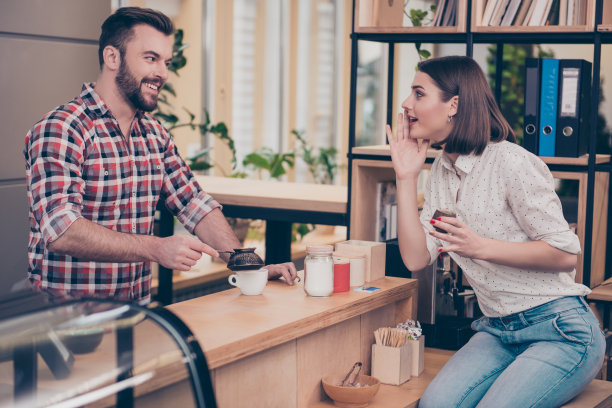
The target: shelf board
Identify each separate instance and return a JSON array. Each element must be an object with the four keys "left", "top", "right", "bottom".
[
  {"left": 355, "top": 26, "right": 462, "bottom": 34},
  {"left": 599, "top": 25, "right": 612, "bottom": 32},
  {"left": 351, "top": 145, "right": 611, "bottom": 166},
  {"left": 472, "top": 25, "right": 593, "bottom": 33}
]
